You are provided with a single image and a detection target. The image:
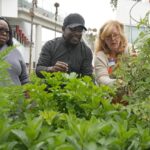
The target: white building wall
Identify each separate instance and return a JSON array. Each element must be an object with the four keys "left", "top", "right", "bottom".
[
  {"left": 116, "top": 0, "right": 150, "bottom": 43},
  {"left": 19, "top": 21, "right": 33, "bottom": 63},
  {"left": 116, "top": 0, "right": 150, "bottom": 26},
  {"left": 0, "top": 0, "right": 63, "bottom": 69},
  {"left": 0, "top": 0, "right": 18, "bottom": 17},
  {"left": 0, "top": 0, "right": 2, "bottom": 15}
]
